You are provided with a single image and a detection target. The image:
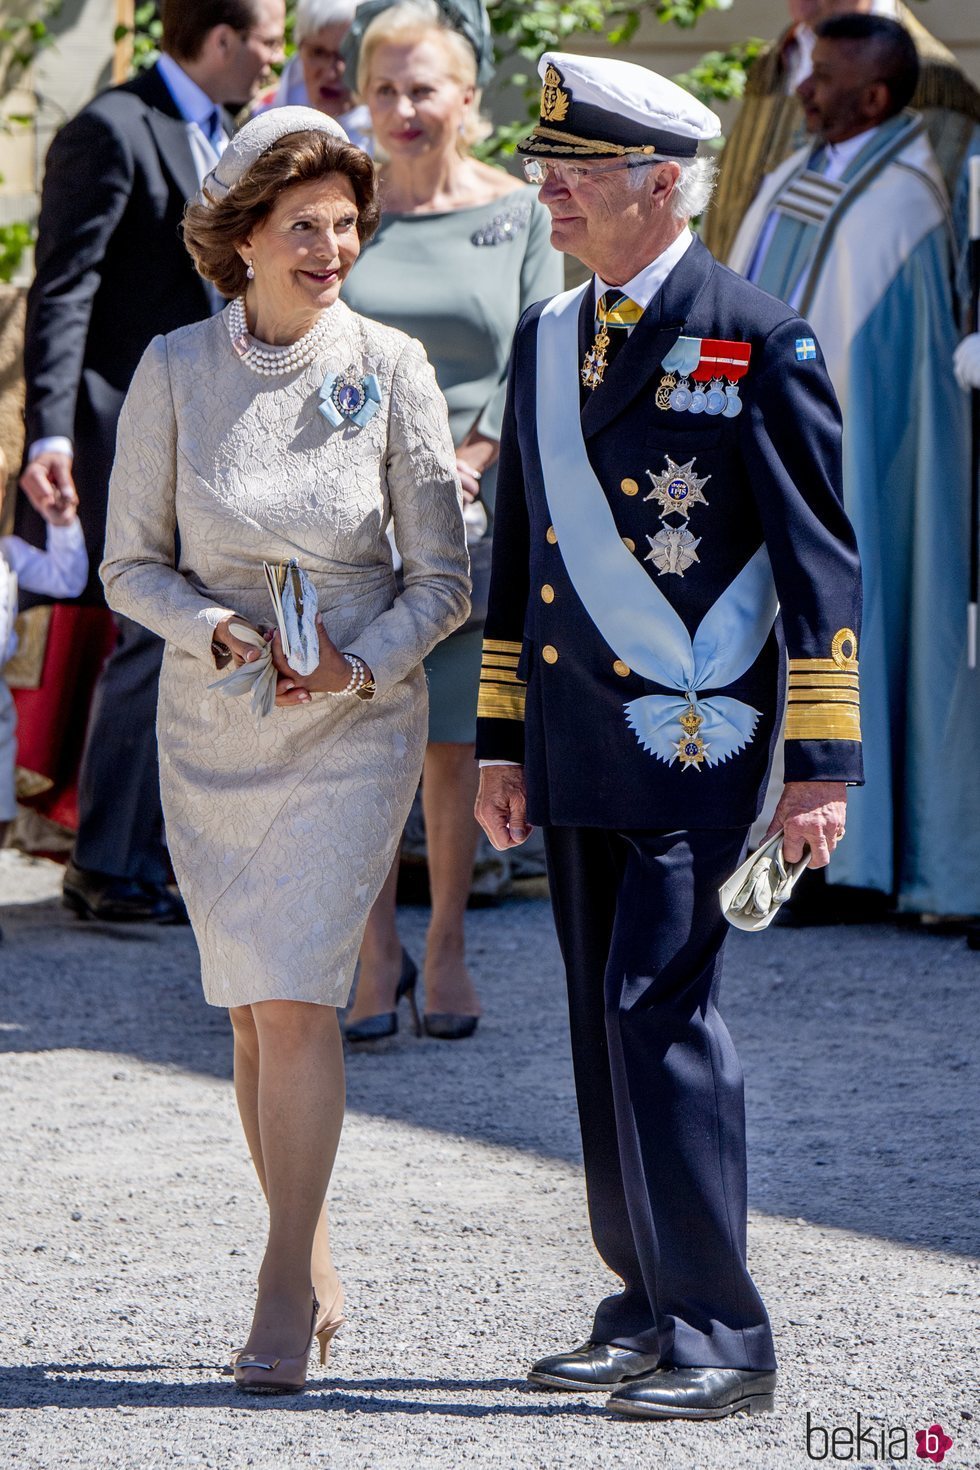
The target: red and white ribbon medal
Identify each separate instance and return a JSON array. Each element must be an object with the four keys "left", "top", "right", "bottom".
[{"left": 692, "top": 338, "right": 752, "bottom": 418}]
